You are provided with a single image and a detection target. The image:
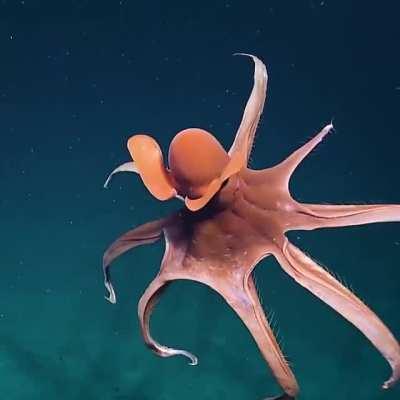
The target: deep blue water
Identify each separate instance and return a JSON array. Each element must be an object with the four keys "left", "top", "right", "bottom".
[{"left": 1, "top": 1, "right": 399, "bottom": 399}]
